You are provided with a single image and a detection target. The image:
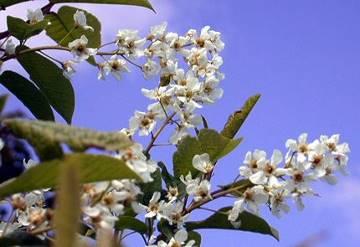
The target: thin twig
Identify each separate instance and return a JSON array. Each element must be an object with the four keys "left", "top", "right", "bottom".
[{"left": 144, "top": 112, "right": 176, "bottom": 155}]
